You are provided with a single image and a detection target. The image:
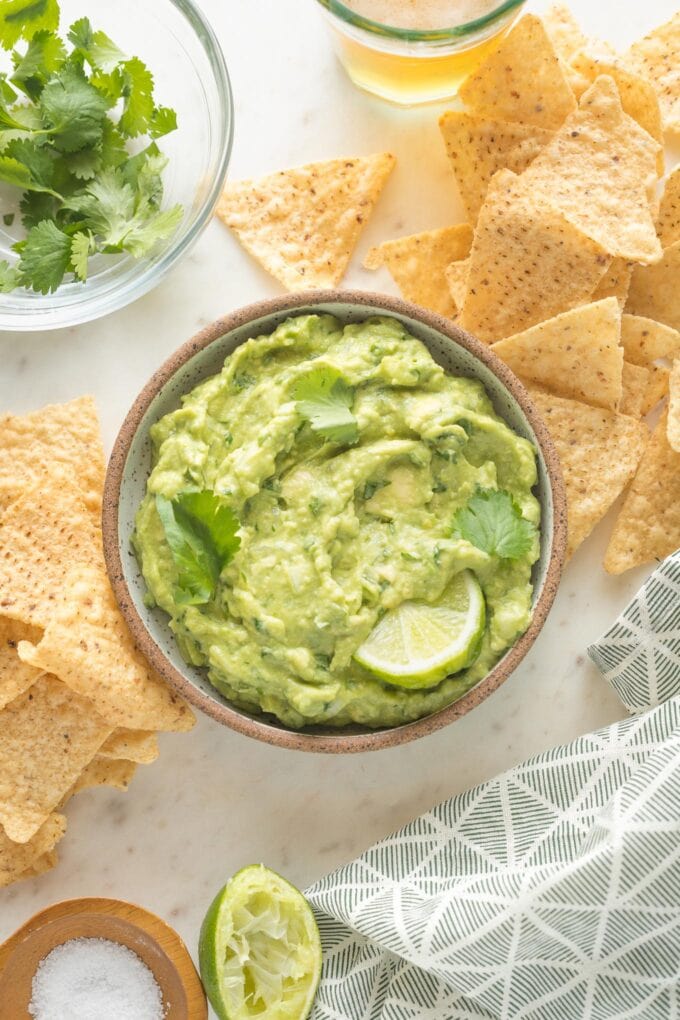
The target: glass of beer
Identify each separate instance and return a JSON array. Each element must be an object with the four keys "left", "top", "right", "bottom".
[{"left": 314, "top": 0, "right": 526, "bottom": 105}]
